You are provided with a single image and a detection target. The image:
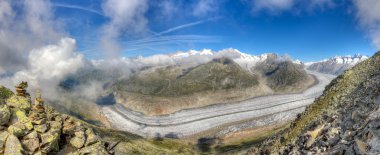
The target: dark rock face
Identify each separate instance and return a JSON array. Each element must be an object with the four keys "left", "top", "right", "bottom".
[
  {"left": 114, "top": 57, "right": 259, "bottom": 97},
  {"left": 0, "top": 82, "right": 115, "bottom": 154},
  {"left": 255, "top": 57, "right": 309, "bottom": 91}
]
